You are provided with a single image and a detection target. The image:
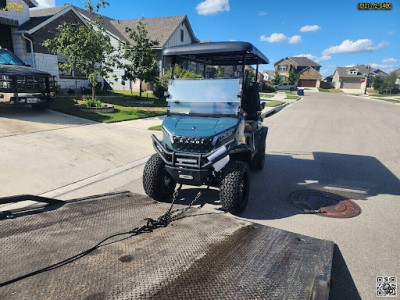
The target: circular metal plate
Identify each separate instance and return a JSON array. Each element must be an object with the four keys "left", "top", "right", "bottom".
[{"left": 289, "top": 190, "right": 361, "bottom": 218}]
